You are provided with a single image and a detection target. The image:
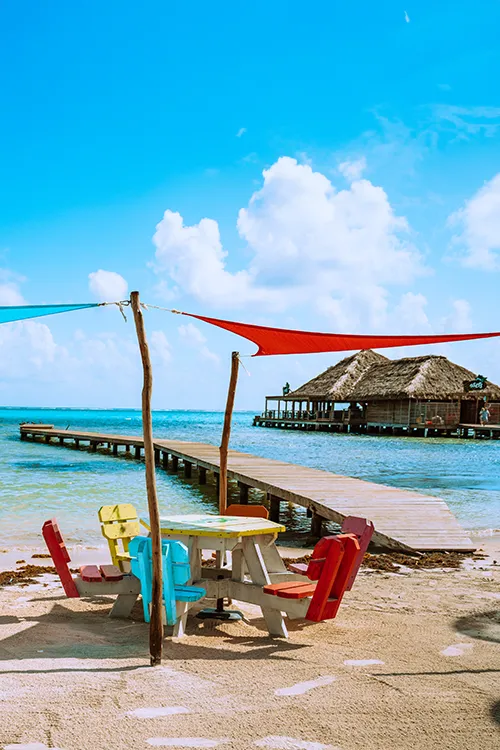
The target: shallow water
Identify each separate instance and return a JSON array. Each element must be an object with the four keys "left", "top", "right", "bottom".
[{"left": 1, "top": 408, "right": 499, "bottom": 547}]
